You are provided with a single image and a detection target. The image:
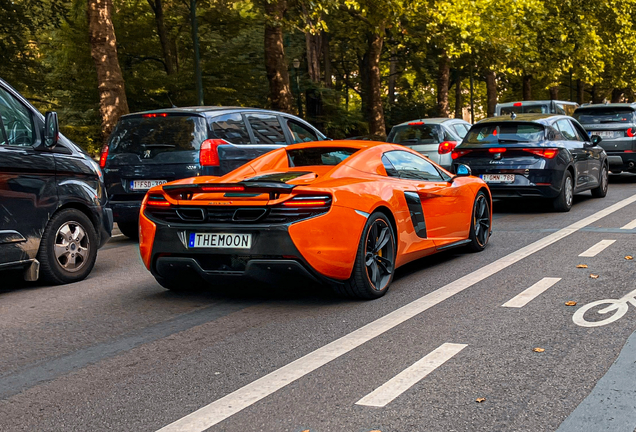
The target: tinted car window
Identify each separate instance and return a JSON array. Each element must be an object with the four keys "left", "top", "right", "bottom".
[
  {"left": 387, "top": 124, "right": 443, "bottom": 145},
  {"left": 383, "top": 150, "right": 443, "bottom": 181},
  {"left": 108, "top": 114, "right": 208, "bottom": 157},
  {"left": 288, "top": 147, "right": 357, "bottom": 166},
  {"left": 464, "top": 123, "right": 545, "bottom": 144},
  {"left": 500, "top": 104, "right": 549, "bottom": 115},
  {"left": 286, "top": 119, "right": 319, "bottom": 143},
  {"left": 452, "top": 124, "right": 468, "bottom": 139},
  {"left": 210, "top": 113, "right": 250, "bottom": 144},
  {"left": 573, "top": 108, "right": 635, "bottom": 124},
  {"left": 556, "top": 119, "right": 578, "bottom": 140},
  {"left": 0, "top": 87, "right": 34, "bottom": 147},
  {"left": 246, "top": 114, "right": 286, "bottom": 145}
]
